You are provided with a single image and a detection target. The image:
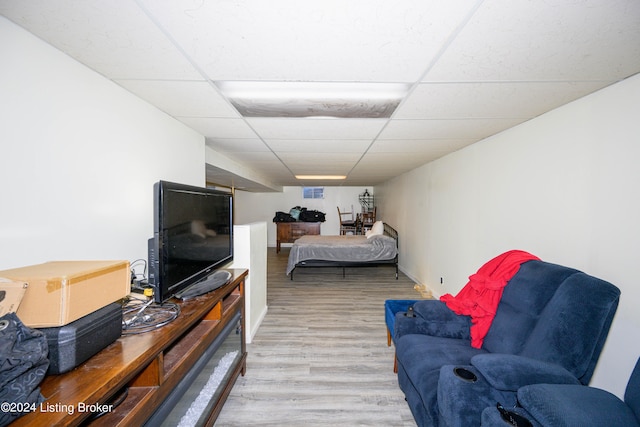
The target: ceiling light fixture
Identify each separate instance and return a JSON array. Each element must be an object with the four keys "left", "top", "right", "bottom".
[
  {"left": 295, "top": 175, "right": 347, "bottom": 180},
  {"left": 216, "top": 81, "right": 410, "bottom": 119}
]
